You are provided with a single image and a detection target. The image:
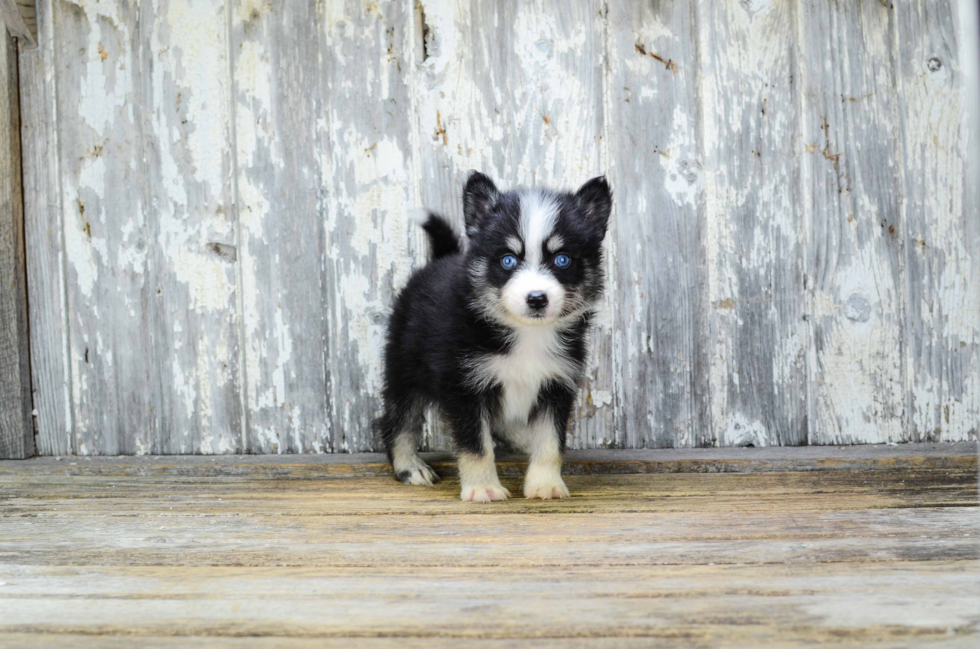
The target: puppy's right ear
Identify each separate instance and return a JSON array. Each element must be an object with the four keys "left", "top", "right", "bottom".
[{"left": 463, "top": 171, "right": 499, "bottom": 236}]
